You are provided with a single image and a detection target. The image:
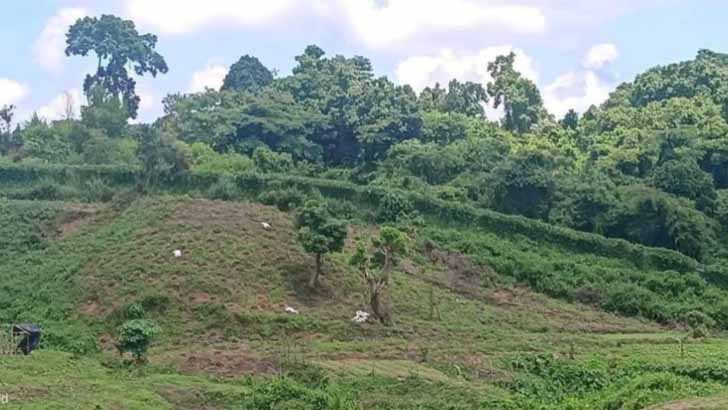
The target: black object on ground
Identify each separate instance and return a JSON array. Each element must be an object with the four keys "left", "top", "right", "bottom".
[{"left": 13, "top": 324, "right": 42, "bottom": 355}]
